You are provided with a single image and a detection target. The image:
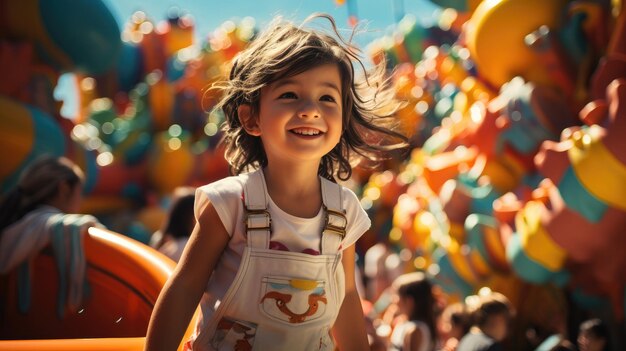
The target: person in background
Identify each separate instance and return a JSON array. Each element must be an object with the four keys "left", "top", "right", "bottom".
[
  {"left": 364, "top": 241, "right": 403, "bottom": 303},
  {"left": 151, "top": 187, "right": 196, "bottom": 262},
  {"left": 439, "top": 302, "right": 471, "bottom": 351},
  {"left": 456, "top": 291, "right": 514, "bottom": 351},
  {"left": 0, "top": 156, "right": 101, "bottom": 316},
  {"left": 388, "top": 272, "right": 437, "bottom": 351},
  {"left": 577, "top": 318, "right": 611, "bottom": 351}
]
